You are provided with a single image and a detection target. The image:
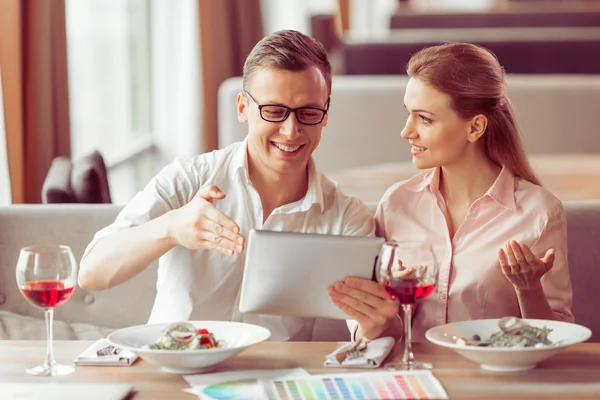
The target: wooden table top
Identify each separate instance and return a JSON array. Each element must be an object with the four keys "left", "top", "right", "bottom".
[
  {"left": 2, "top": 340, "right": 600, "bottom": 399},
  {"left": 327, "top": 154, "right": 600, "bottom": 205}
]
